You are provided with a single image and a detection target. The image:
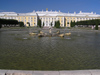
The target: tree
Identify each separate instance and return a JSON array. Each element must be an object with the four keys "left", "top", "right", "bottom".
[
  {"left": 95, "top": 20, "right": 99, "bottom": 30},
  {"left": 0, "top": 18, "right": 18, "bottom": 27},
  {"left": 19, "top": 22, "right": 24, "bottom": 27},
  {"left": 75, "top": 19, "right": 100, "bottom": 28},
  {"left": 37, "top": 19, "right": 41, "bottom": 28},
  {"left": 70, "top": 21, "right": 73, "bottom": 27},
  {"left": 54, "top": 21, "right": 57, "bottom": 27},
  {"left": 43, "top": 22, "right": 45, "bottom": 27},
  {"left": 56, "top": 20, "right": 60, "bottom": 28},
  {"left": 54, "top": 21, "right": 60, "bottom": 28},
  {"left": 71, "top": 21, "right": 75, "bottom": 27},
  {"left": 50, "top": 22, "right": 53, "bottom": 27}
]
